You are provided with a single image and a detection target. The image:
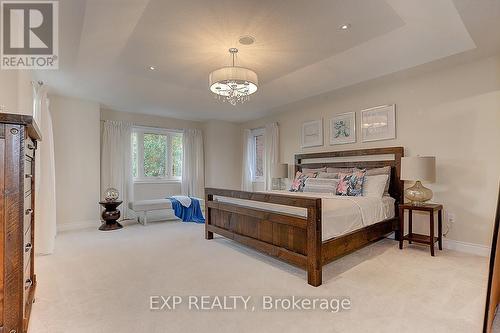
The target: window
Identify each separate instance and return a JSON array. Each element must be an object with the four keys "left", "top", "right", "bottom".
[
  {"left": 132, "top": 127, "right": 183, "bottom": 182},
  {"left": 251, "top": 128, "right": 265, "bottom": 182}
]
